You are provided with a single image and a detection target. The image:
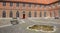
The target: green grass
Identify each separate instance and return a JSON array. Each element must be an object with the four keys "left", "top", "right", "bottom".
[{"left": 29, "top": 25, "right": 54, "bottom": 31}]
